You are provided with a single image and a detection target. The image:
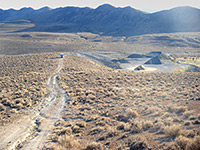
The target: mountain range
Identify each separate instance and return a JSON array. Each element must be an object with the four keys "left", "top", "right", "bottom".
[{"left": 0, "top": 4, "right": 200, "bottom": 36}]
